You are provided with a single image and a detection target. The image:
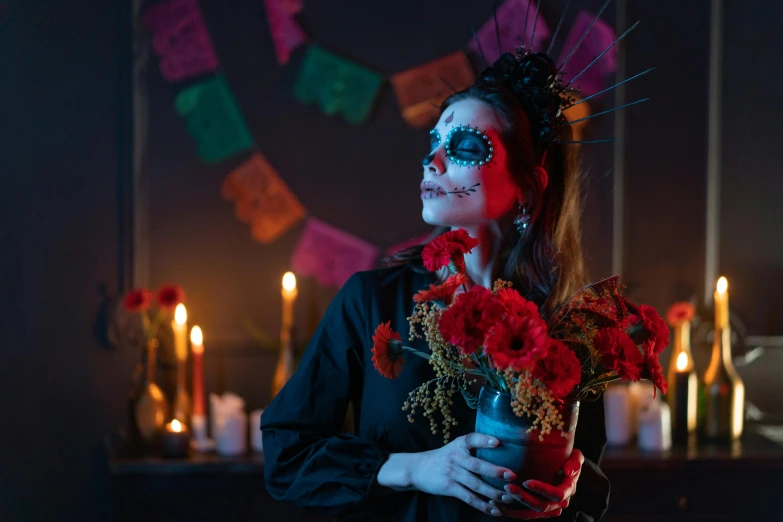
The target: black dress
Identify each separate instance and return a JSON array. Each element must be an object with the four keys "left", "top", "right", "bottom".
[{"left": 261, "top": 264, "right": 610, "bottom": 521}]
